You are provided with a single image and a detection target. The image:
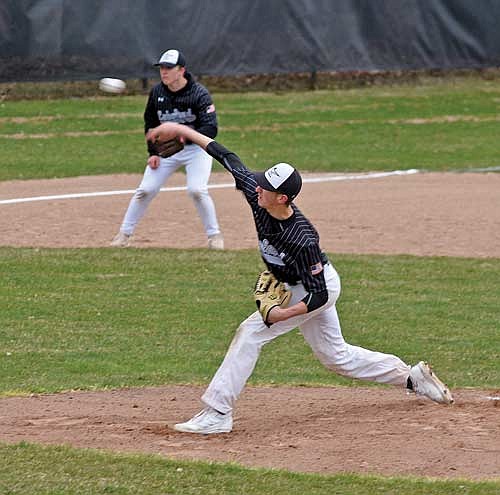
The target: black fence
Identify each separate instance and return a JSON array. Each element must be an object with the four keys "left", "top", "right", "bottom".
[{"left": 1, "top": 0, "right": 500, "bottom": 83}]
